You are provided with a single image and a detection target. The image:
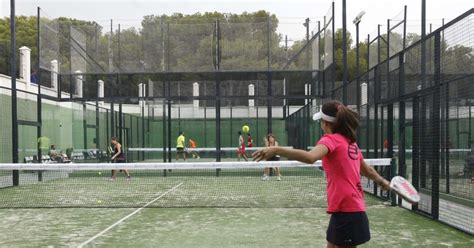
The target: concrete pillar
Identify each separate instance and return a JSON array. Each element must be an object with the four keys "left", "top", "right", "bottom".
[
  {"left": 98, "top": 80, "right": 104, "bottom": 105},
  {"left": 361, "top": 82, "right": 368, "bottom": 105},
  {"left": 51, "top": 60, "right": 59, "bottom": 90},
  {"left": 138, "top": 83, "right": 143, "bottom": 97},
  {"left": 193, "top": 82, "right": 199, "bottom": 108},
  {"left": 148, "top": 79, "right": 154, "bottom": 97},
  {"left": 248, "top": 84, "right": 255, "bottom": 107},
  {"left": 19, "top": 46, "right": 31, "bottom": 83},
  {"left": 98, "top": 80, "right": 104, "bottom": 98},
  {"left": 138, "top": 83, "right": 144, "bottom": 108},
  {"left": 74, "top": 70, "right": 83, "bottom": 97}
]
